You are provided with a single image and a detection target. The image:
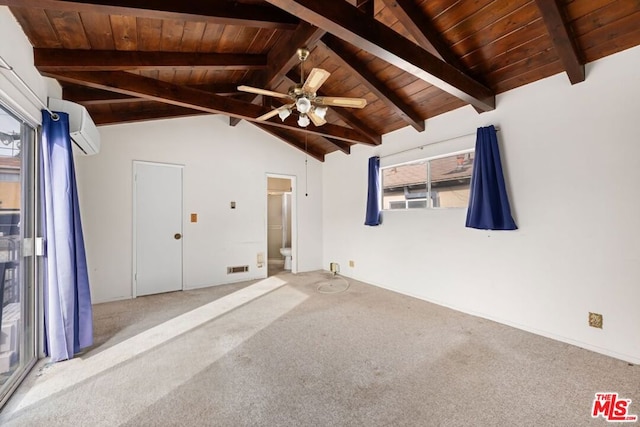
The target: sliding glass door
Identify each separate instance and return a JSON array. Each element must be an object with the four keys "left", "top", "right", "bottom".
[{"left": 0, "top": 102, "right": 37, "bottom": 406}]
